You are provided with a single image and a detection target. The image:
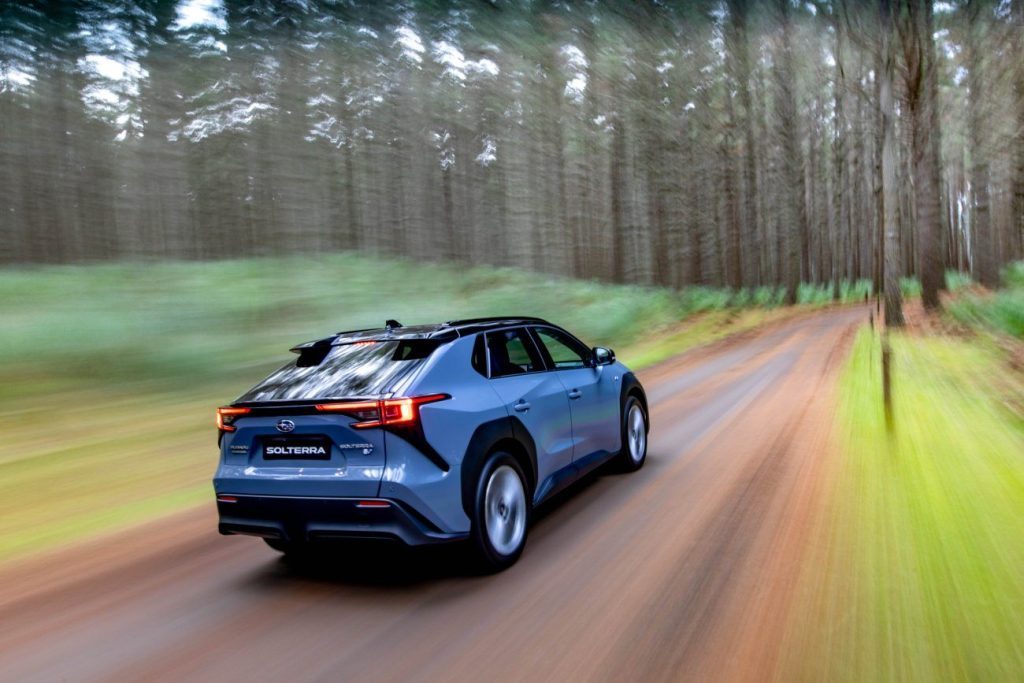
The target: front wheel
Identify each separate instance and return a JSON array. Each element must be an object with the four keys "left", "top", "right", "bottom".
[
  {"left": 616, "top": 396, "right": 648, "bottom": 472},
  {"left": 469, "top": 452, "right": 530, "bottom": 572}
]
